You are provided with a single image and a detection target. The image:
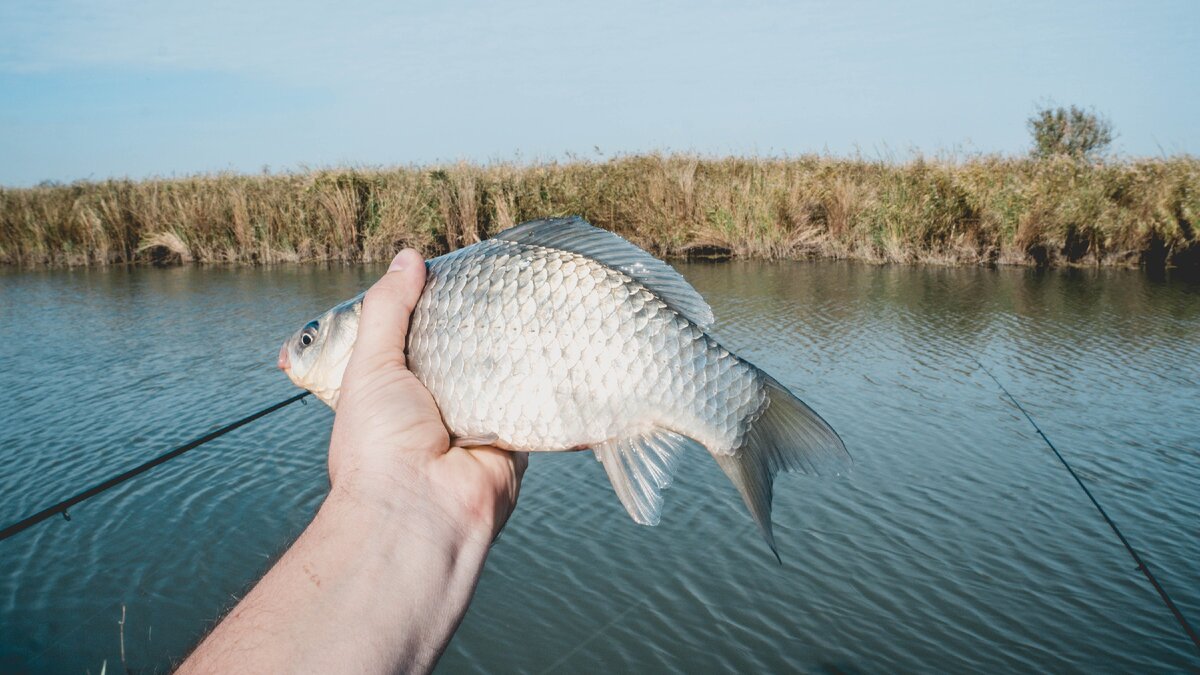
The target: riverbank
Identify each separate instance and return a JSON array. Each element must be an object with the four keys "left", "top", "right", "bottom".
[{"left": 2, "top": 154, "right": 1197, "bottom": 268}]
